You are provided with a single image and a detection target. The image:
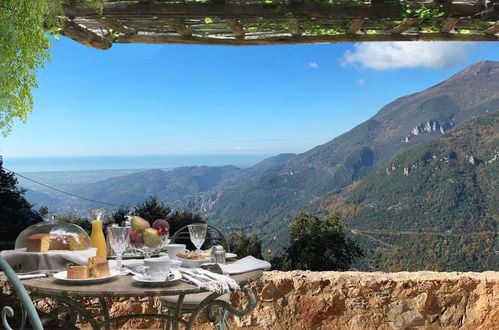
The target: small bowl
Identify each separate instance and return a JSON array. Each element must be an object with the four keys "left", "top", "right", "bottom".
[{"left": 178, "top": 257, "right": 213, "bottom": 268}]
